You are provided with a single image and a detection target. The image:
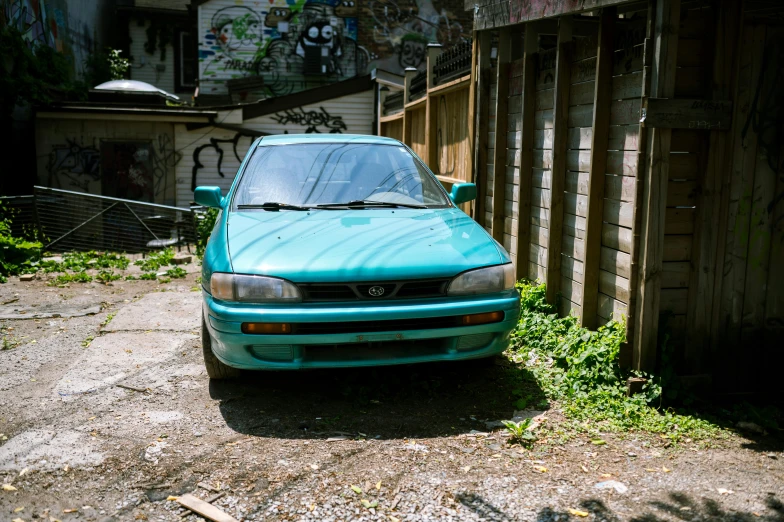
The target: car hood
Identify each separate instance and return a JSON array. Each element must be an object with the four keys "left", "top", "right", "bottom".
[{"left": 226, "top": 208, "right": 505, "bottom": 282}]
